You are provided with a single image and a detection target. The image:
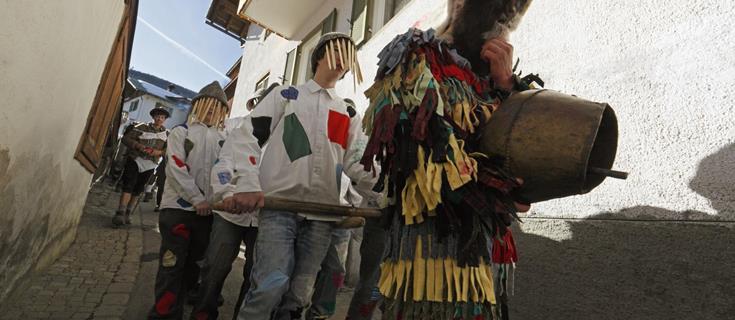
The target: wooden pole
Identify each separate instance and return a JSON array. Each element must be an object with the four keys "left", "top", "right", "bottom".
[
  {"left": 337, "top": 39, "right": 345, "bottom": 69},
  {"left": 324, "top": 43, "right": 334, "bottom": 69},
  {"left": 212, "top": 197, "right": 382, "bottom": 218}
]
